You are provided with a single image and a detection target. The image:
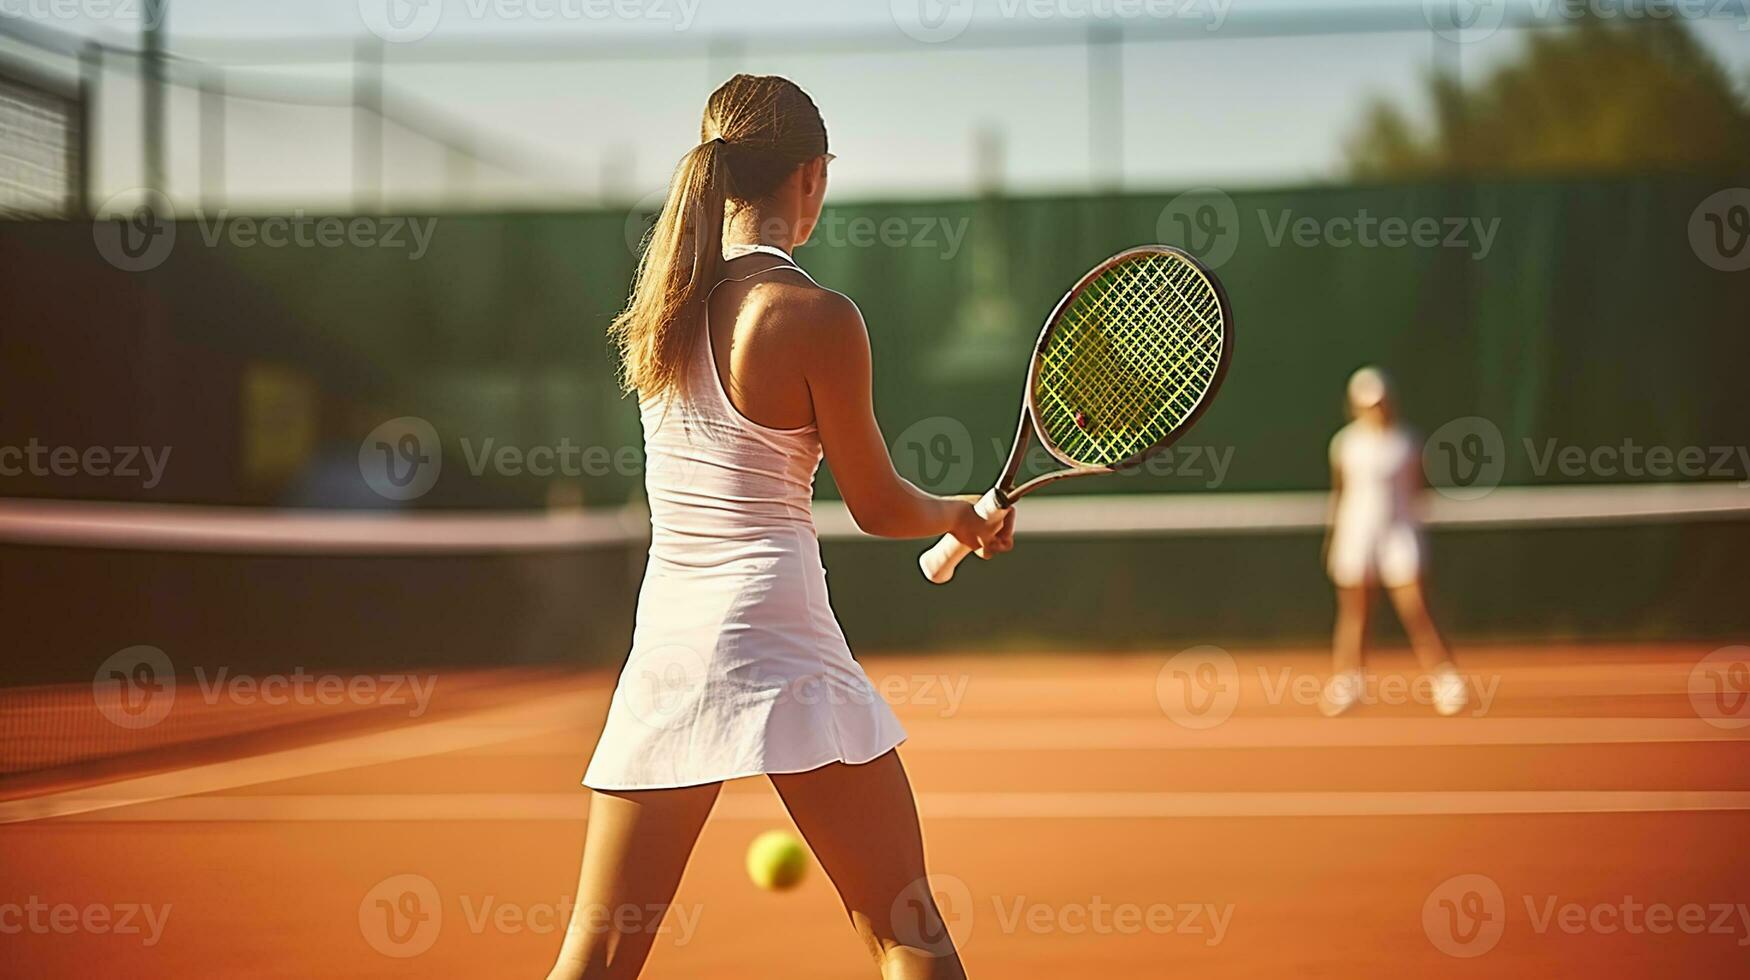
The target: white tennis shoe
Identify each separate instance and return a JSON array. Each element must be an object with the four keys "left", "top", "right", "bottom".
[
  {"left": 1431, "top": 664, "right": 1469, "bottom": 717},
  {"left": 1319, "top": 669, "right": 1365, "bottom": 717}
]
